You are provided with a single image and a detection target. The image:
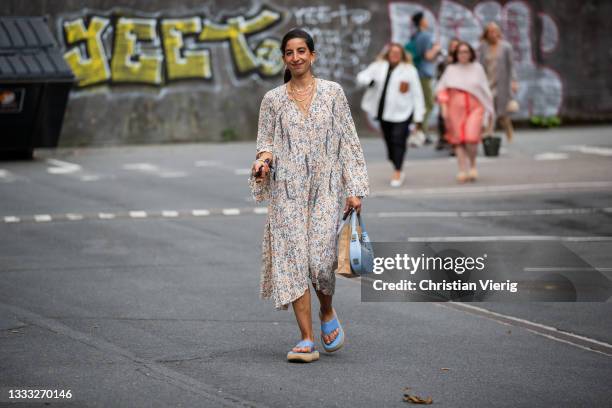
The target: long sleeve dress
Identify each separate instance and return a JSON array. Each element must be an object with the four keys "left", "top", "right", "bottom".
[
  {"left": 479, "top": 40, "right": 517, "bottom": 117},
  {"left": 249, "top": 78, "right": 369, "bottom": 310}
]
